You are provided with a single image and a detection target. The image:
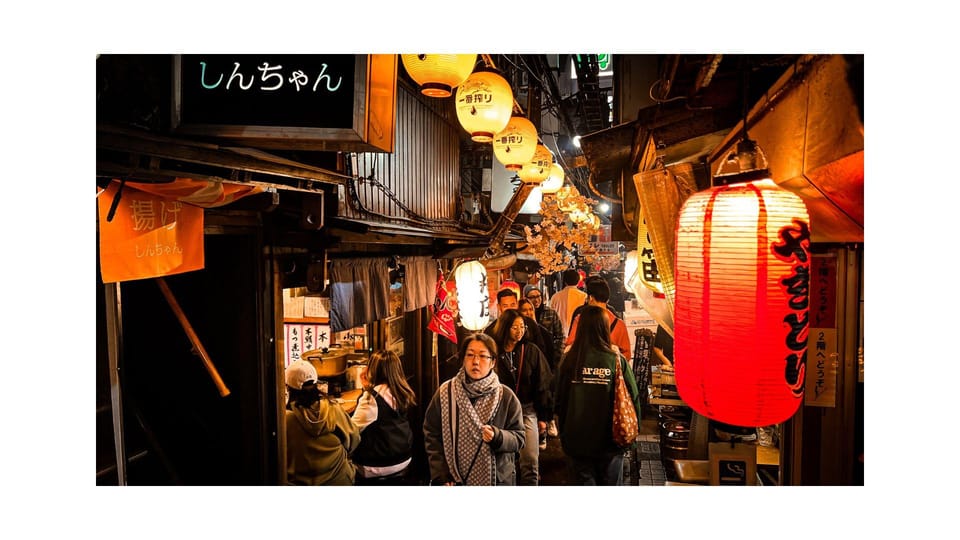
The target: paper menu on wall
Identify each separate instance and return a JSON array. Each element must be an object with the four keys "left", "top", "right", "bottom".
[
  {"left": 304, "top": 296, "right": 330, "bottom": 318},
  {"left": 283, "top": 295, "right": 304, "bottom": 319}
]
